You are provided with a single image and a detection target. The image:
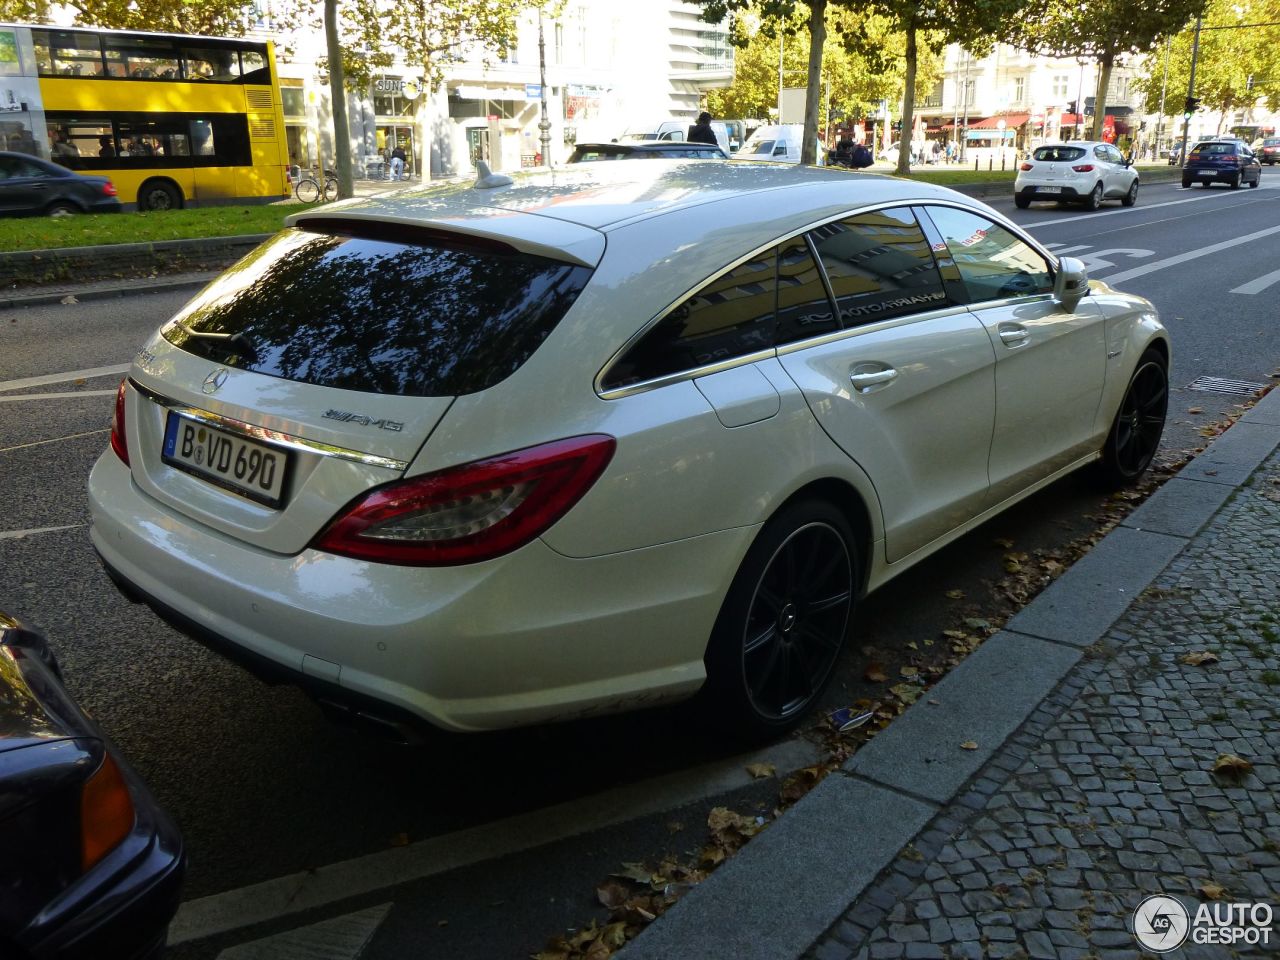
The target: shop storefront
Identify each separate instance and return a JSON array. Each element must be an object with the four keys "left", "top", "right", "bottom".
[{"left": 373, "top": 76, "right": 419, "bottom": 179}]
